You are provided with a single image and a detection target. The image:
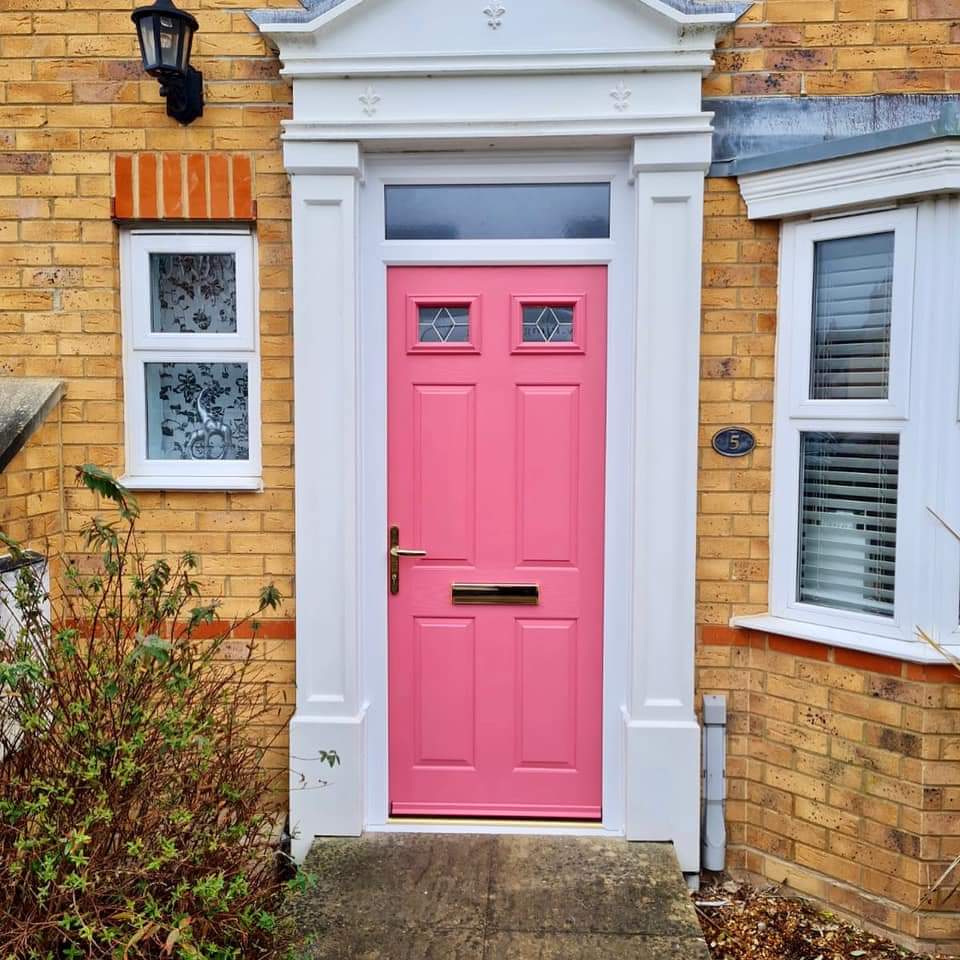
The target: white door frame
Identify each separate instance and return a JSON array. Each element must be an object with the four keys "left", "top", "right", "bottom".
[
  {"left": 358, "top": 152, "right": 634, "bottom": 839},
  {"left": 287, "top": 134, "right": 710, "bottom": 872}
]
